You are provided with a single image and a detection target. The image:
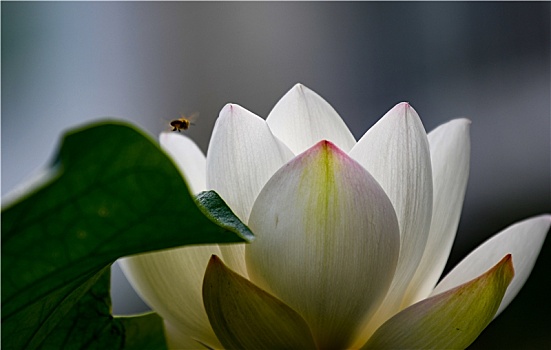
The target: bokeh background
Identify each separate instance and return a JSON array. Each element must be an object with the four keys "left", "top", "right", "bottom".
[{"left": 2, "top": 2, "right": 549, "bottom": 348}]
